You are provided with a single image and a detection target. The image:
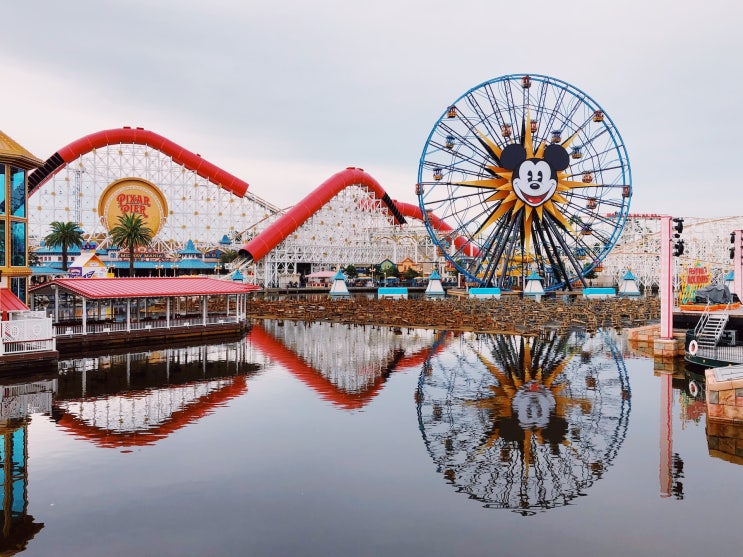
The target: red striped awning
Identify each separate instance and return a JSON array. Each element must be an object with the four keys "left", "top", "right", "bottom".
[{"left": 30, "top": 277, "right": 260, "bottom": 300}]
